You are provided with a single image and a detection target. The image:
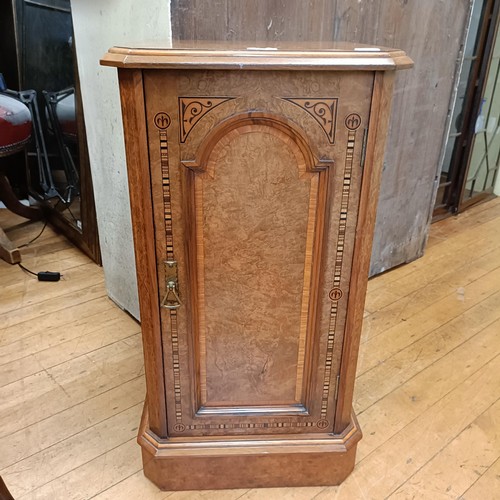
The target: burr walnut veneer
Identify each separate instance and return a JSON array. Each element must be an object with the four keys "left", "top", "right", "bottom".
[{"left": 101, "top": 42, "right": 412, "bottom": 491}]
